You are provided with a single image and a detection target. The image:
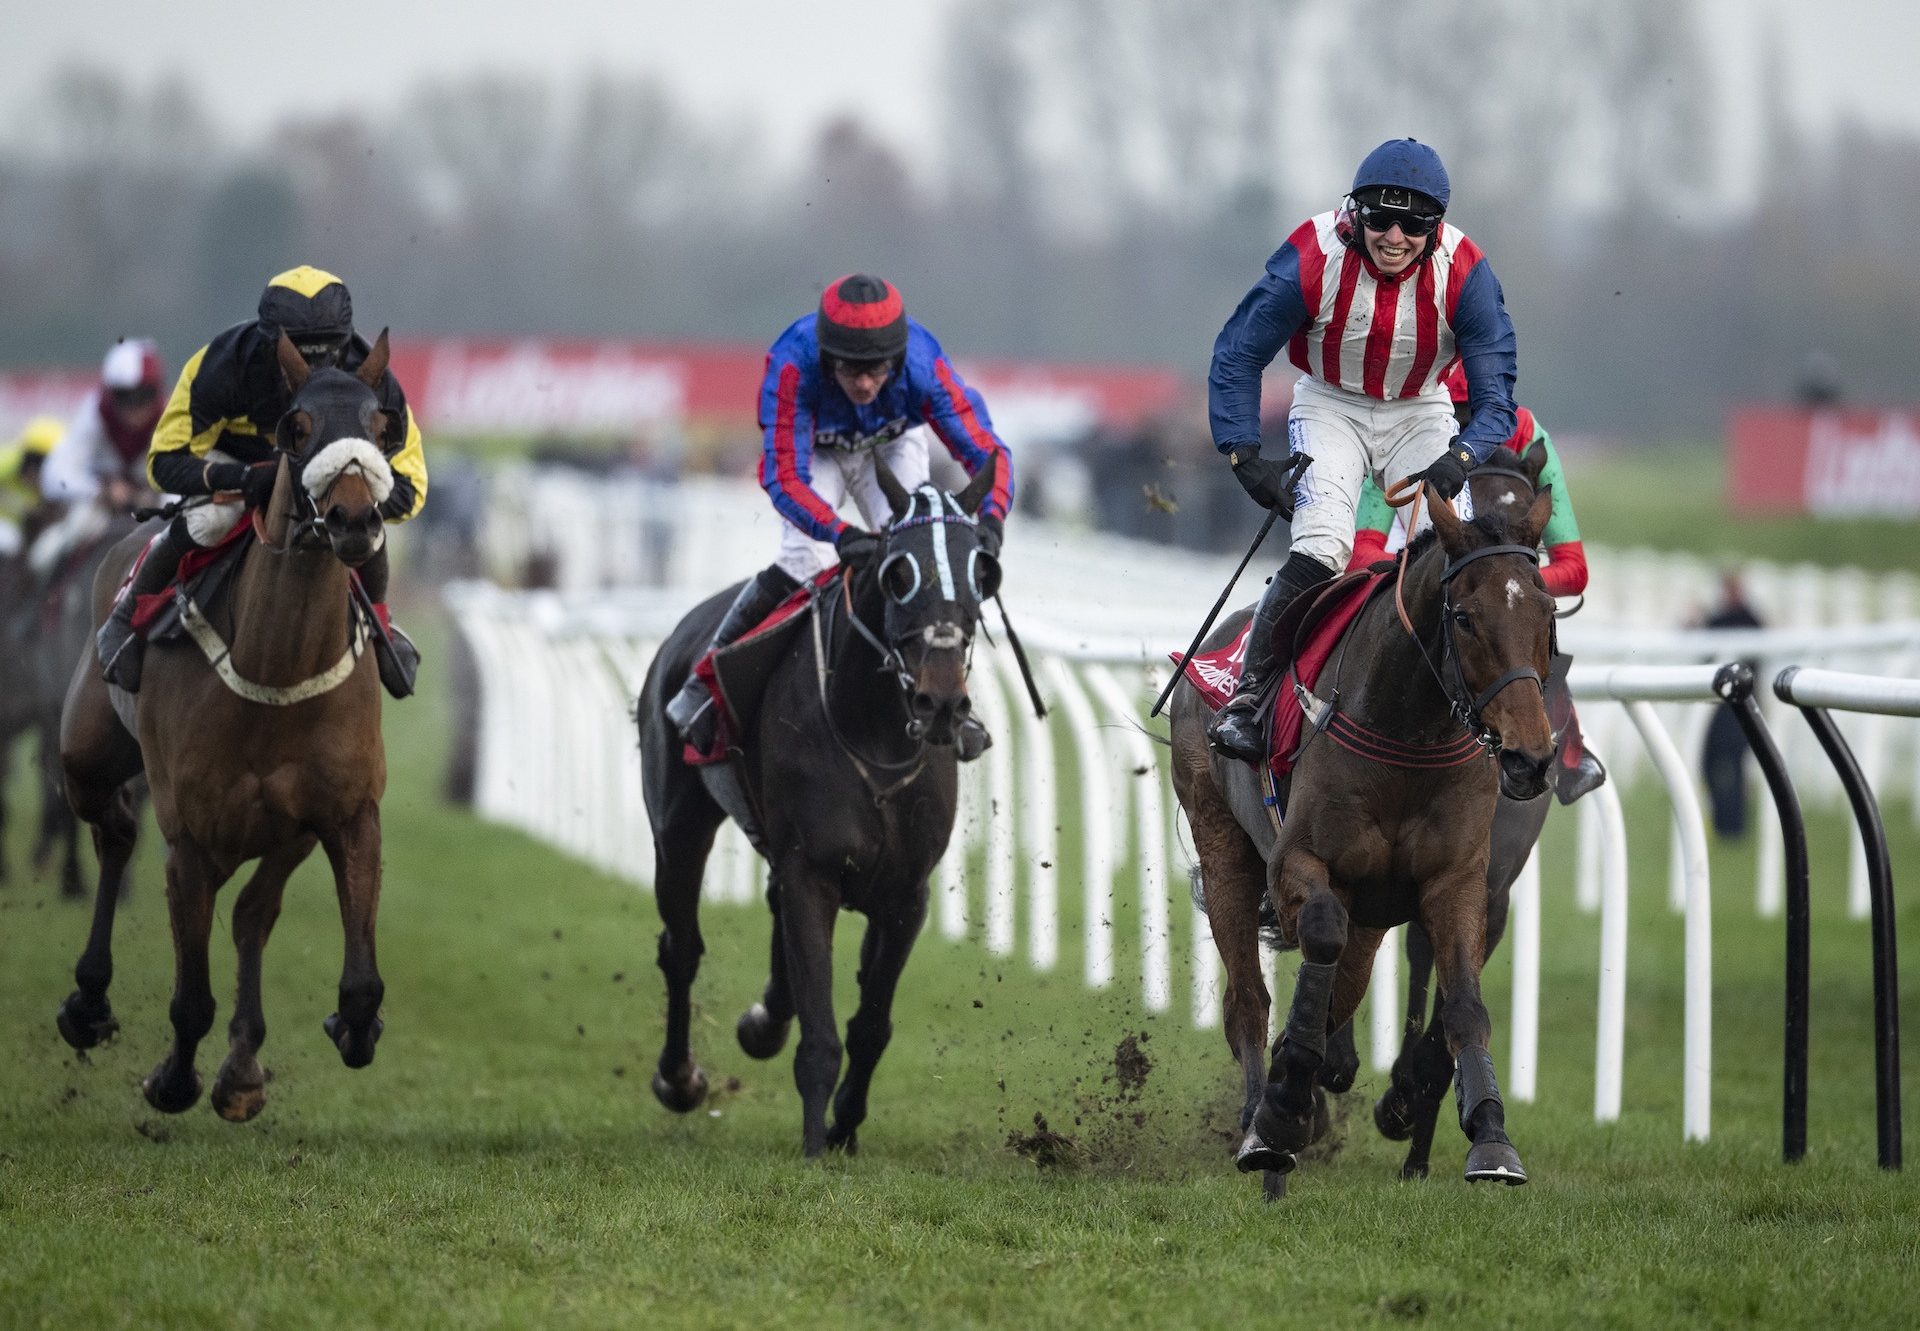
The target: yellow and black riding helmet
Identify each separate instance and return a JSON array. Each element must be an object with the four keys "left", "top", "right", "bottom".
[{"left": 257, "top": 265, "right": 354, "bottom": 368}]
